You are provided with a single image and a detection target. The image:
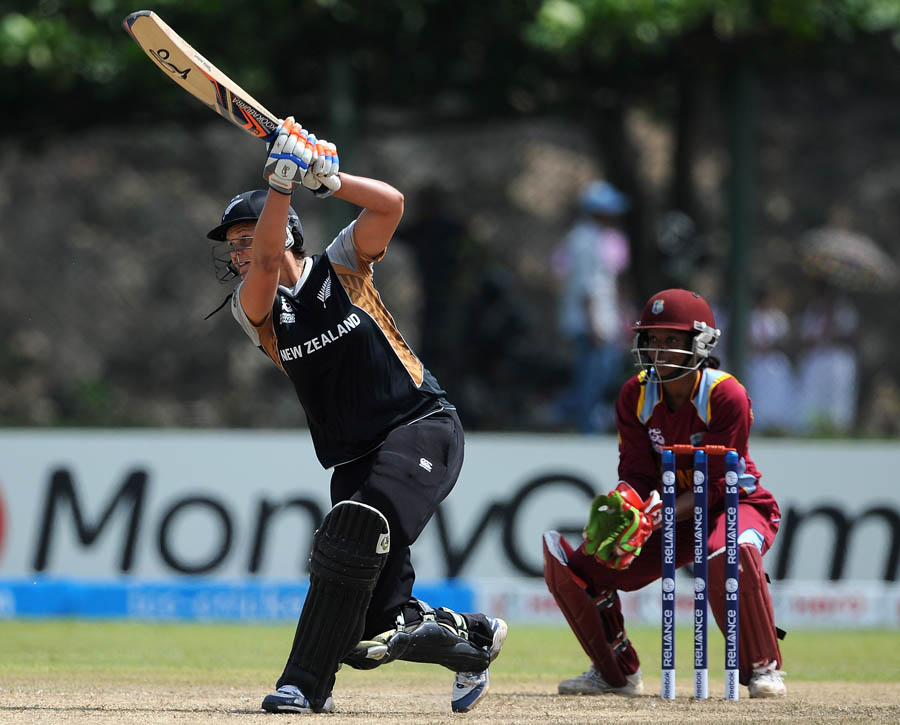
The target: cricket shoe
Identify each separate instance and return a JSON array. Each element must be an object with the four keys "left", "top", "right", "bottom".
[
  {"left": 261, "top": 685, "right": 335, "bottom": 714},
  {"left": 748, "top": 661, "right": 787, "bottom": 698},
  {"left": 450, "top": 617, "right": 508, "bottom": 713},
  {"left": 558, "top": 665, "right": 643, "bottom": 696}
]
